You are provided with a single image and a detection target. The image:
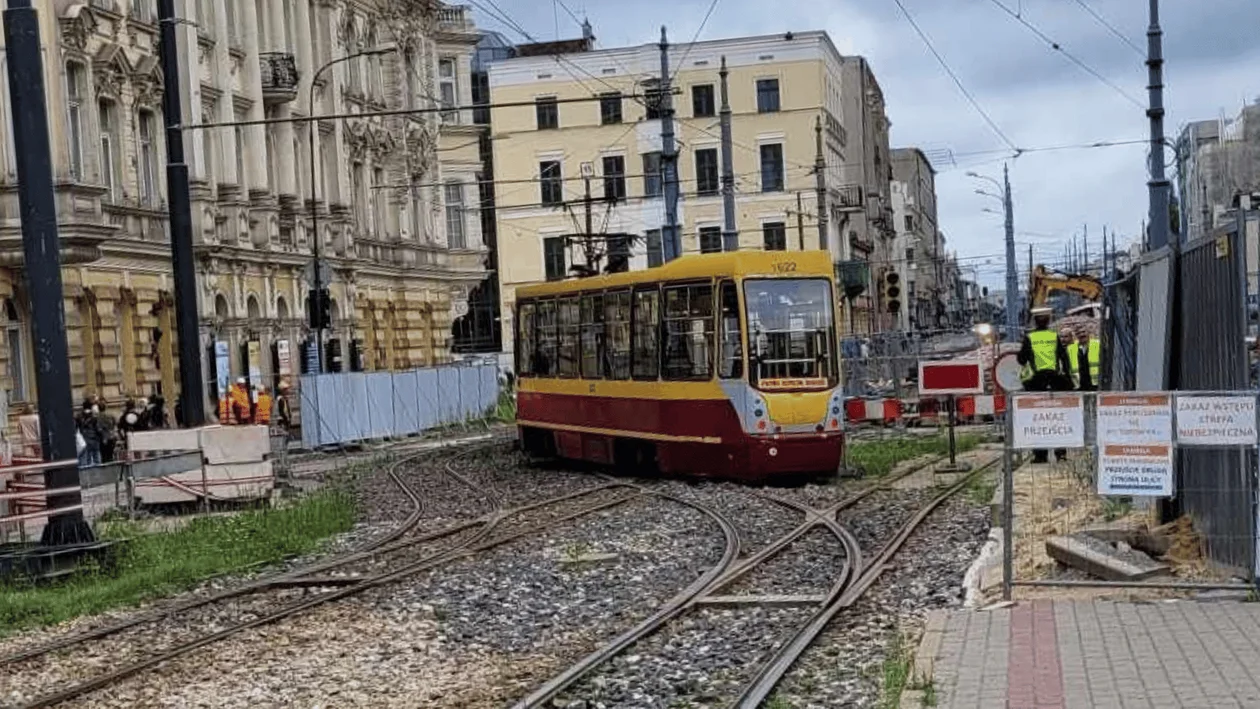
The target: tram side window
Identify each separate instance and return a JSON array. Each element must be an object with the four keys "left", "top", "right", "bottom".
[
  {"left": 517, "top": 301, "right": 536, "bottom": 376},
  {"left": 580, "top": 293, "right": 605, "bottom": 378},
  {"left": 718, "top": 281, "right": 743, "bottom": 379},
  {"left": 606, "top": 290, "right": 632, "bottom": 380},
  {"left": 662, "top": 283, "right": 715, "bottom": 380},
  {"left": 632, "top": 287, "right": 660, "bottom": 379},
  {"left": 535, "top": 298, "right": 558, "bottom": 376},
  {"left": 558, "top": 296, "right": 580, "bottom": 377}
]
